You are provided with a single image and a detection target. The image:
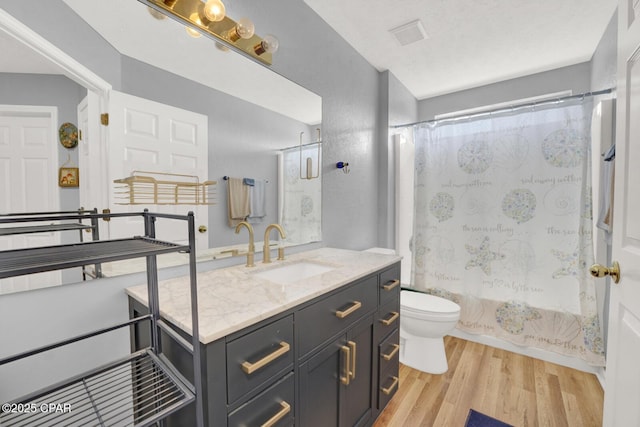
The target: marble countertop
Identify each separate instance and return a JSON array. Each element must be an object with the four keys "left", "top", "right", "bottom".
[{"left": 125, "top": 247, "right": 401, "bottom": 344}]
